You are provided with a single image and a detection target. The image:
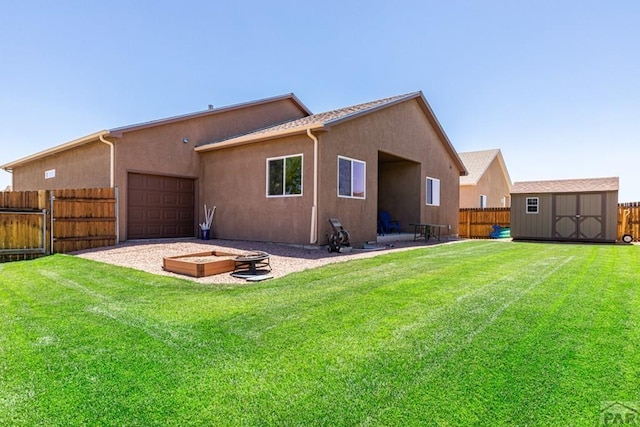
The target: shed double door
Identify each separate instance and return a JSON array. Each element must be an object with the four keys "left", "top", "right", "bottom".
[{"left": 553, "top": 193, "right": 605, "bottom": 240}]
